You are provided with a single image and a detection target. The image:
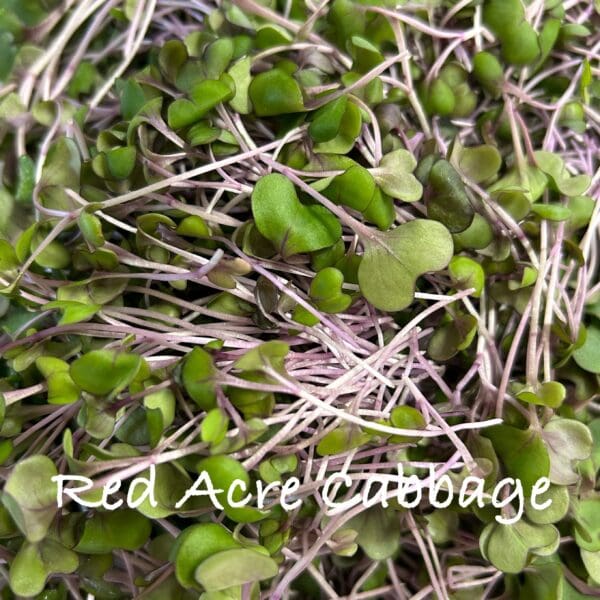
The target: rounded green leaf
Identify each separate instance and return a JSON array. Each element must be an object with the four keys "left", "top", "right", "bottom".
[
  {"left": 195, "top": 548, "right": 278, "bottom": 591},
  {"left": 309, "top": 96, "right": 348, "bottom": 143},
  {"left": 543, "top": 418, "right": 593, "bottom": 484},
  {"left": 190, "top": 77, "right": 235, "bottom": 115},
  {"left": 574, "top": 498, "right": 600, "bottom": 552},
  {"left": 530, "top": 203, "right": 571, "bottom": 222},
  {"left": 314, "top": 100, "right": 362, "bottom": 154},
  {"left": 196, "top": 455, "right": 266, "bottom": 522},
  {"left": 309, "top": 267, "right": 351, "bottom": 313},
  {"left": 389, "top": 405, "right": 426, "bottom": 443},
  {"left": 573, "top": 324, "right": 600, "bottom": 373},
  {"left": 181, "top": 347, "right": 217, "bottom": 409},
  {"left": 483, "top": 425, "right": 550, "bottom": 493},
  {"left": 159, "top": 40, "right": 188, "bottom": 82},
  {"left": 252, "top": 173, "right": 341, "bottom": 258},
  {"left": 425, "top": 160, "right": 474, "bottom": 233},
  {"left": 456, "top": 144, "right": 502, "bottom": 184},
  {"left": 9, "top": 542, "right": 47, "bottom": 597},
  {"left": 426, "top": 78, "right": 455, "bottom": 117},
  {"left": 173, "top": 524, "right": 242, "bottom": 588},
  {"left": 525, "top": 484, "right": 569, "bottom": 524},
  {"left": 78, "top": 212, "right": 105, "bottom": 247},
  {"left": 472, "top": 51, "right": 503, "bottom": 96},
  {"left": 481, "top": 520, "right": 558, "bottom": 573},
  {"left": 70, "top": 350, "right": 144, "bottom": 396},
  {"left": 501, "top": 21, "right": 540, "bottom": 65},
  {"left": 201, "top": 408, "right": 229, "bottom": 445},
  {"left": 347, "top": 506, "right": 400, "bottom": 560},
  {"left": 105, "top": 146, "right": 136, "bottom": 180},
  {"left": 204, "top": 38, "right": 234, "bottom": 79},
  {"left": 227, "top": 56, "right": 252, "bottom": 114},
  {"left": 3, "top": 456, "right": 58, "bottom": 542},
  {"left": 248, "top": 69, "right": 304, "bottom": 116},
  {"left": 516, "top": 381, "right": 565, "bottom": 409},
  {"left": 427, "top": 314, "right": 477, "bottom": 360},
  {"left": 448, "top": 256, "right": 485, "bottom": 297},
  {"left": 372, "top": 149, "right": 423, "bottom": 202},
  {"left": 317, "top": 424, "right": 371, "bottom": 456},
  {"left": 75, "top": 510, "right": 151, "bottom": 554},
  {"left": 168, "top": 98, "right": 206, "bottom": 129},
  {"left": 358, "top": 219, "right": 453, "bottom": 311}
]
